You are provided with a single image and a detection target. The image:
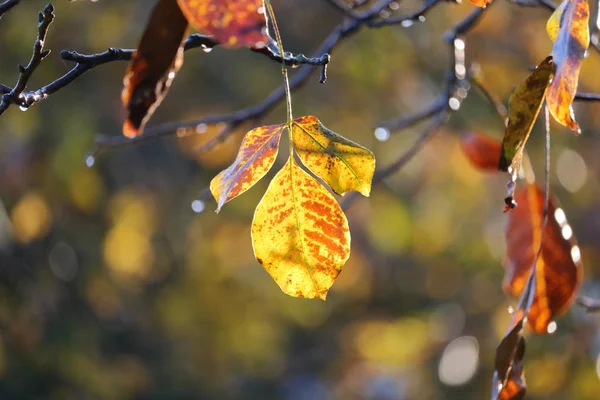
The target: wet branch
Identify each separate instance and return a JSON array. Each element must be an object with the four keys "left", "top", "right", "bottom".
[{"left": 0, "top": 4, "right": 54, "bottom": 116}]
